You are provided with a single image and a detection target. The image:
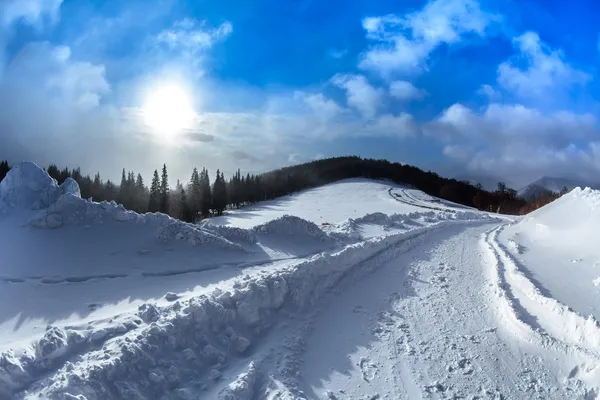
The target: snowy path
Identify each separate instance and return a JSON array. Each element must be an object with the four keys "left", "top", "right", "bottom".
[{"left": 292, "top": 222, "right": 593, "bottom": 399}]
